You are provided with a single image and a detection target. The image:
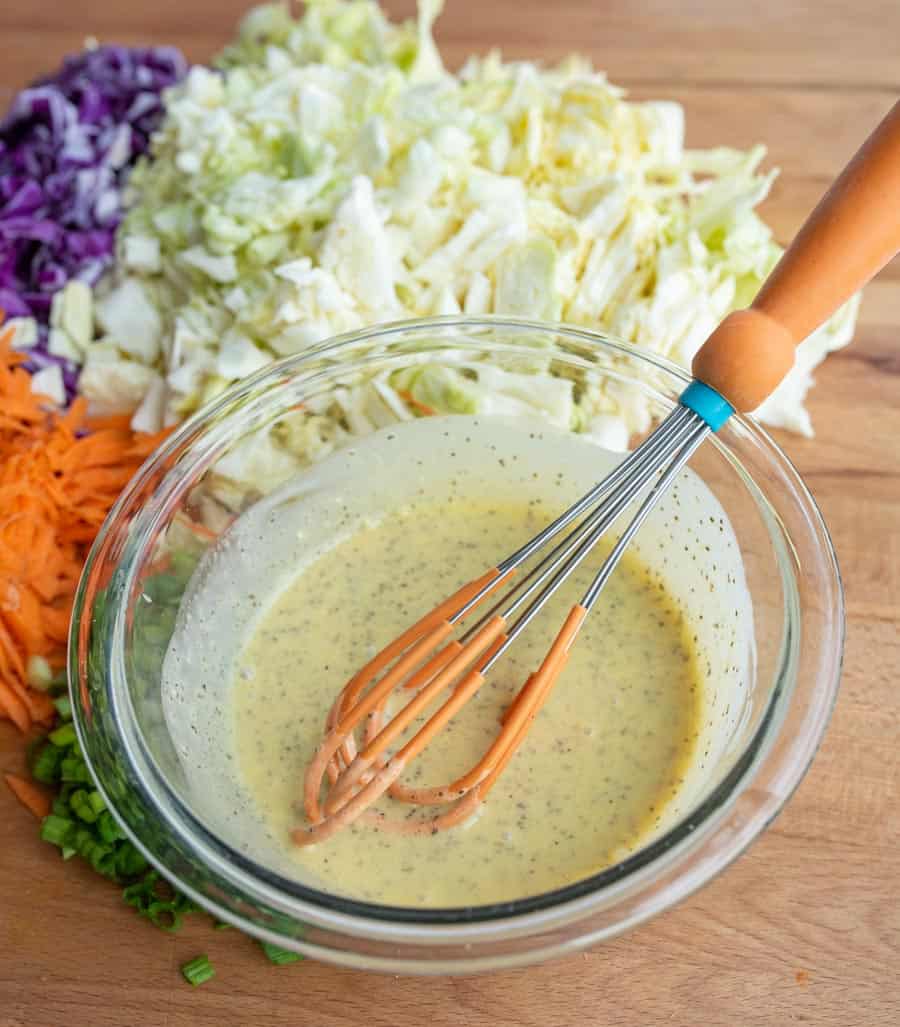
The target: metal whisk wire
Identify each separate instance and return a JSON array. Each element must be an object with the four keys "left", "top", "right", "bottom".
[{"left": 479, "top": 407, "right": 709, "bottom": 669}]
